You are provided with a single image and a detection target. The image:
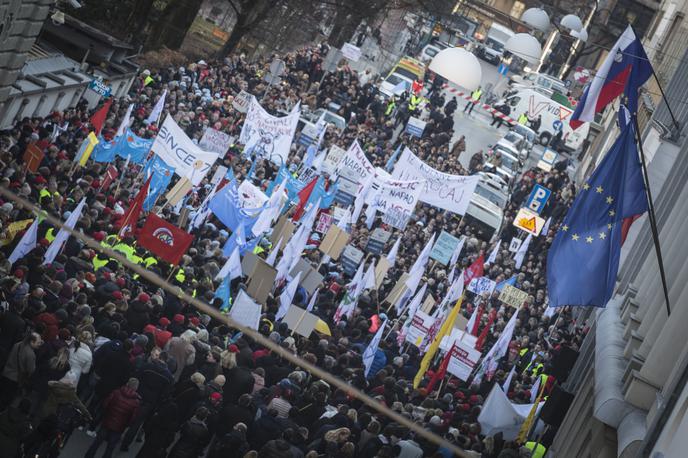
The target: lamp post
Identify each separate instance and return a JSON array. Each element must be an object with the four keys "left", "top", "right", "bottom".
[{"left": 428, "top": 47, "right": 482, "bottom": 91}]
